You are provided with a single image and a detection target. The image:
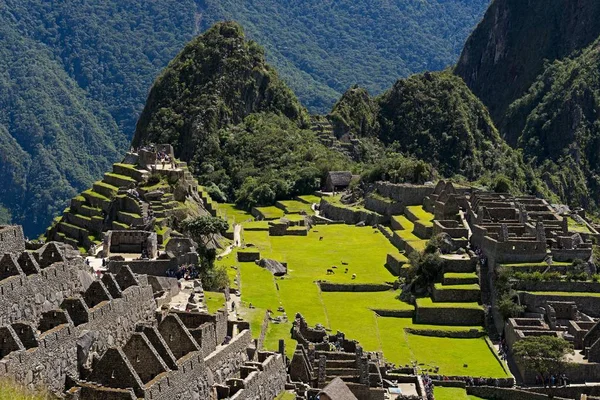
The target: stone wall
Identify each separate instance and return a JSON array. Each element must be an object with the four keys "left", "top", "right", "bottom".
[
  {"left": 364, "top": 195, "right": 404, "bottom": 216},
  {"left": 0, "top": 273, "right": 157, "bottom": 394},
  {"left": 374, "top": 182, "right": 434, "bottom": 205},
  {"left": 318, "top": 282, "right": 393, "bottom": 292},
  {"left": 229, "top": 353, "right": 287, "bottom": 400},
  {"left": 205, "top": 329, "right": 253, "bottom": 383},
  {"left": 521, "top": 292, "right": 600, "bottom": 318},
  {"left": 415, "top": 306, "right": 484, "bottom": 326},
  {"left": 0, "top": 259, "right": 89, "bottom": 325},
  {"left": 467, "top": 386, "right": 570, "bottom": 400},
  {"left": 432, "top": 286, "right": 481, "bottom": 303},
  {"left": 319, "top": 200, "right": 386, "bottom": 226},
  {"left": 513, "top": 281, "right": 600, "bottom": 293},
  {"left": 0, "top": 226, "right": 25, "bottom": 255}
]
